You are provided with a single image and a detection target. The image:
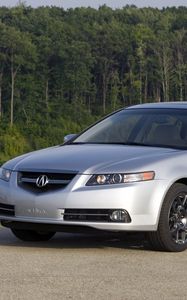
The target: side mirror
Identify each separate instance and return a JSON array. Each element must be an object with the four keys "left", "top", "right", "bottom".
[{"left": 64, "top": 134, "right": 78, "bottom": 143}]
